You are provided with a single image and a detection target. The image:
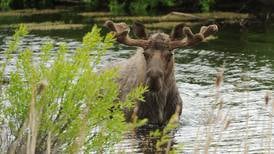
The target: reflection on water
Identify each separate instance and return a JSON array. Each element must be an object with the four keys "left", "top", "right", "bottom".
[
  {"left": 175, "top": 48, "right": 274, "bottom": 153},
  {"left": 1, "top": 24, "right": 274, "bottom": 153}
]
